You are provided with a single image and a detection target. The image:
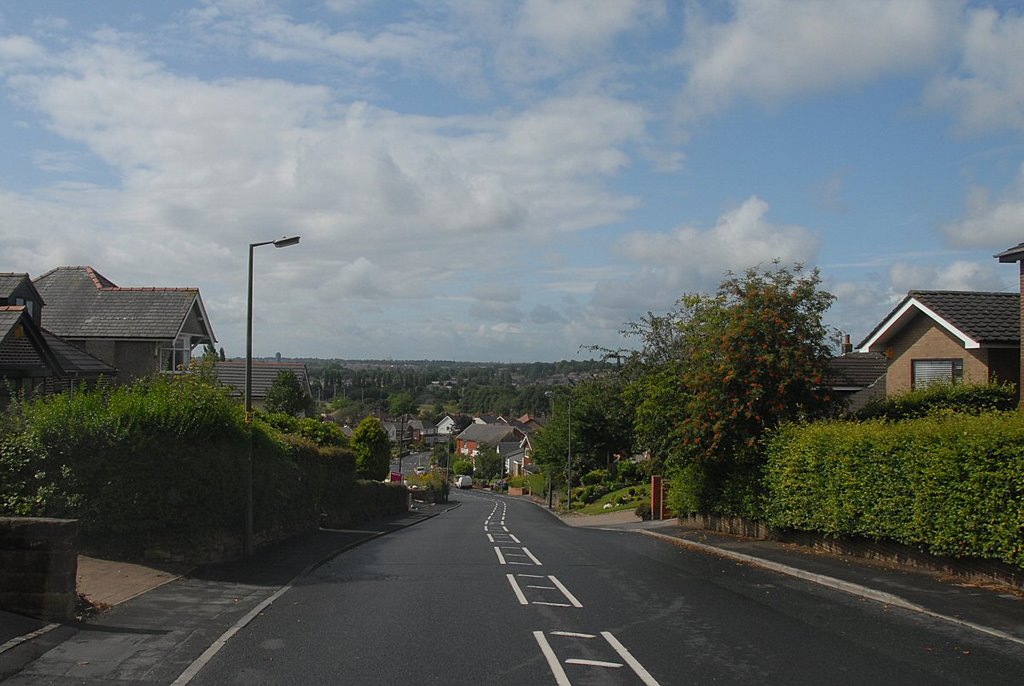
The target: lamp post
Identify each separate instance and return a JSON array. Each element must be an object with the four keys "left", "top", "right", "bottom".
[
  {"left": 244, "top": 235, "right": 300, "bottom": 556},
  {"left": 545, "top": 390, "right": 573, "bottom": 512}
]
